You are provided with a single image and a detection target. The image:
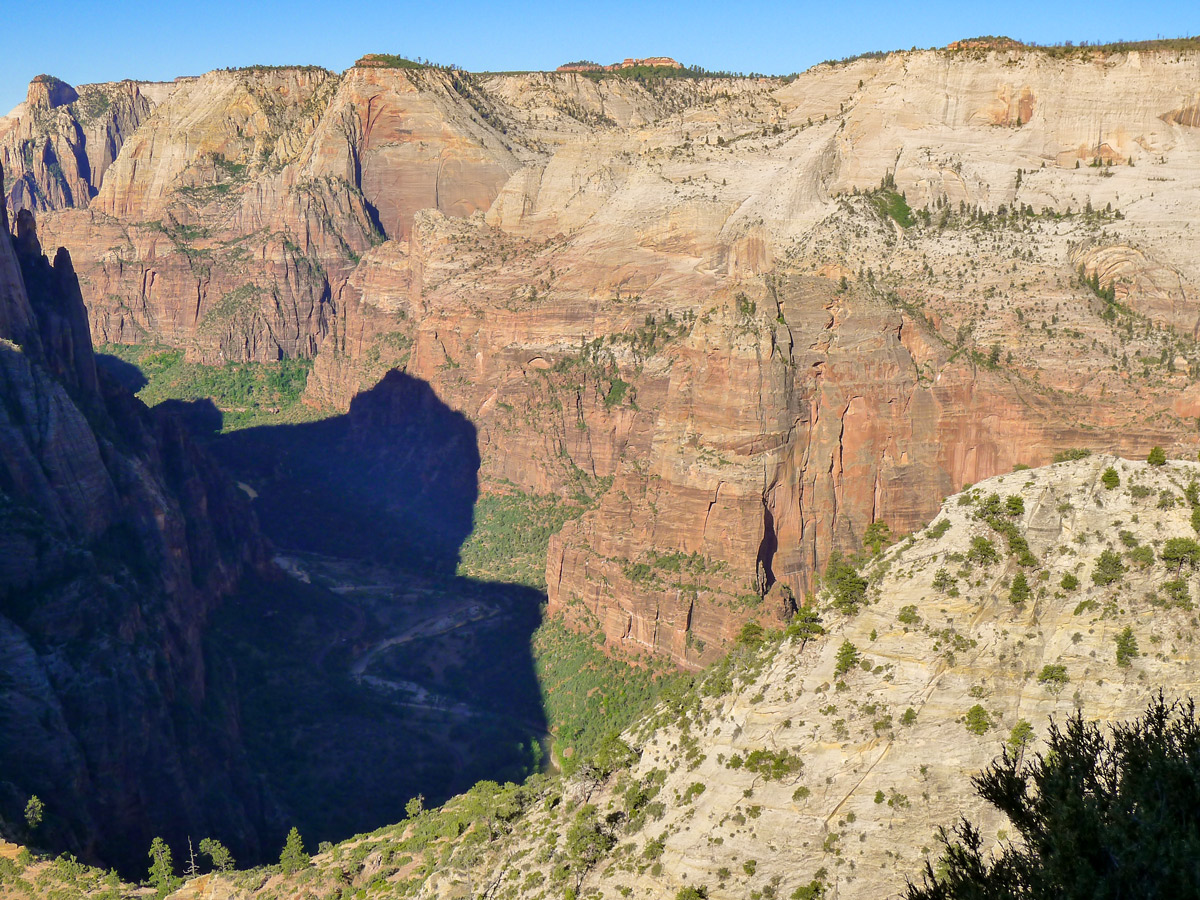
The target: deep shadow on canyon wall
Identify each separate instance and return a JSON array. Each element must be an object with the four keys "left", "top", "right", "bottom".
[
  {"left": 214, "top": 369, "right": 481, "bottom": 570},
  {"left": 0, "top": 195, "right": 270, "bottom": 876},
  {"left": 0, "top": 183, "right": 546, "bottom": 873}
]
